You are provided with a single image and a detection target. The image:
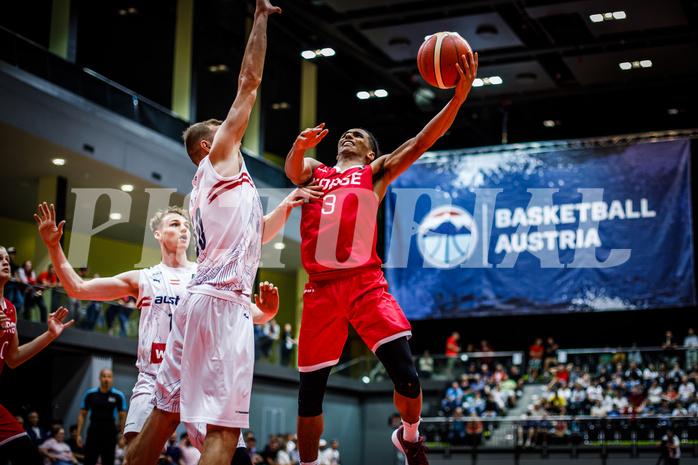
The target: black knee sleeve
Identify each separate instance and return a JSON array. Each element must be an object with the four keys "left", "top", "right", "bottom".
[
  {"left": 375, "top": 338, "right": 421, "bottom": 399},
  {"left": 298, "top": 367, "right": 332, "bottom": 417}
]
